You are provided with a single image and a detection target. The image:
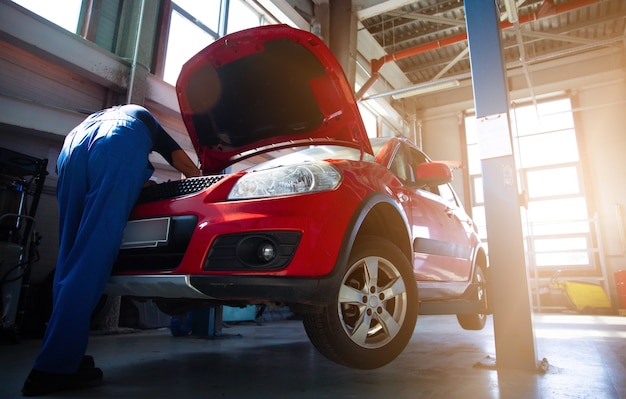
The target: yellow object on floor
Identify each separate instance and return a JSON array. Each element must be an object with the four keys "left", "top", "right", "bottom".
[{"left": 556, "top": 281, "right": 612, "bottom": 313}]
